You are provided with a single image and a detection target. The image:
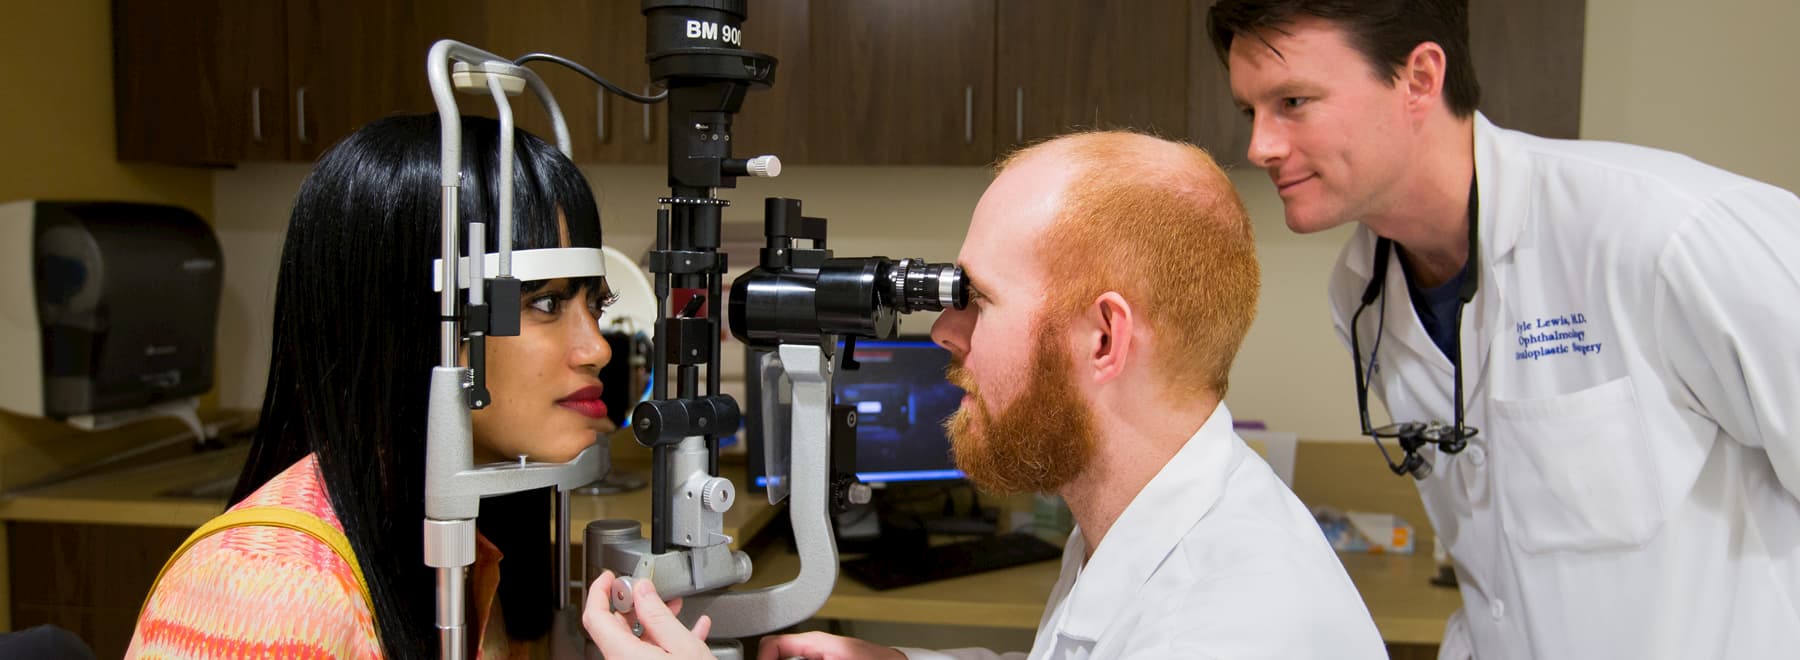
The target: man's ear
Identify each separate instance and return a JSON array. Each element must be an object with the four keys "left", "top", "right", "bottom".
[
  {"left": 1401, "top": 41, "right": 1448, "bottom": 119},
  {"left": 1081, "top": 292, "right": 1134, "bottom": 385}
]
